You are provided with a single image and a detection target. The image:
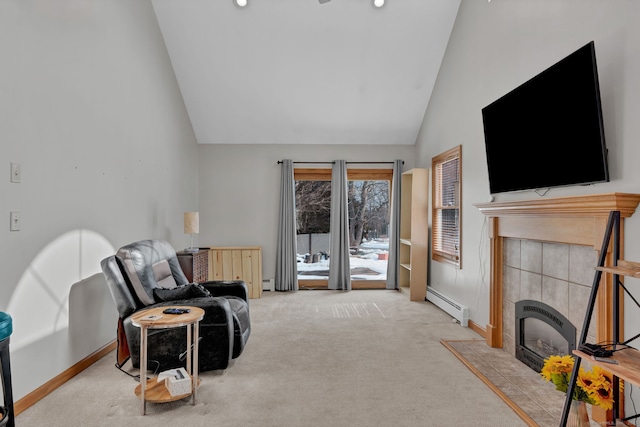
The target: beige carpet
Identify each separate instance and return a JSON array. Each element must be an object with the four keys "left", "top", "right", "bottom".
[{"left": 16, "top": 290, "right": 529, "bottom": 426}]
